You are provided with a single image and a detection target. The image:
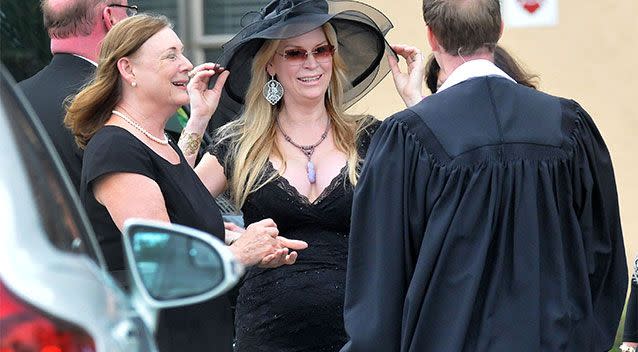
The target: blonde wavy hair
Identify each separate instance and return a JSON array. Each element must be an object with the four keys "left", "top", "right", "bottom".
[
  {"left": 64, "top": 14, "right": 171, "bottom": 148},
  {"left": 216, "top": 23, "right": 374, "bottom": 208}
]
